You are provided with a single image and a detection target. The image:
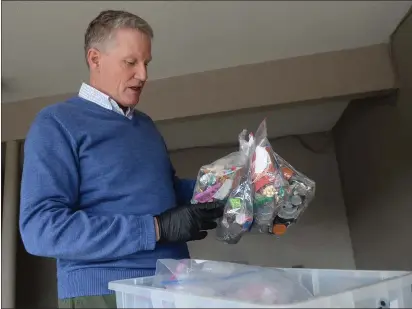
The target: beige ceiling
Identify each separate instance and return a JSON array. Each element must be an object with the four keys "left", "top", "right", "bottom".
[{"left": 2, "top": 1, "right": 411, "bottom": 104}]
